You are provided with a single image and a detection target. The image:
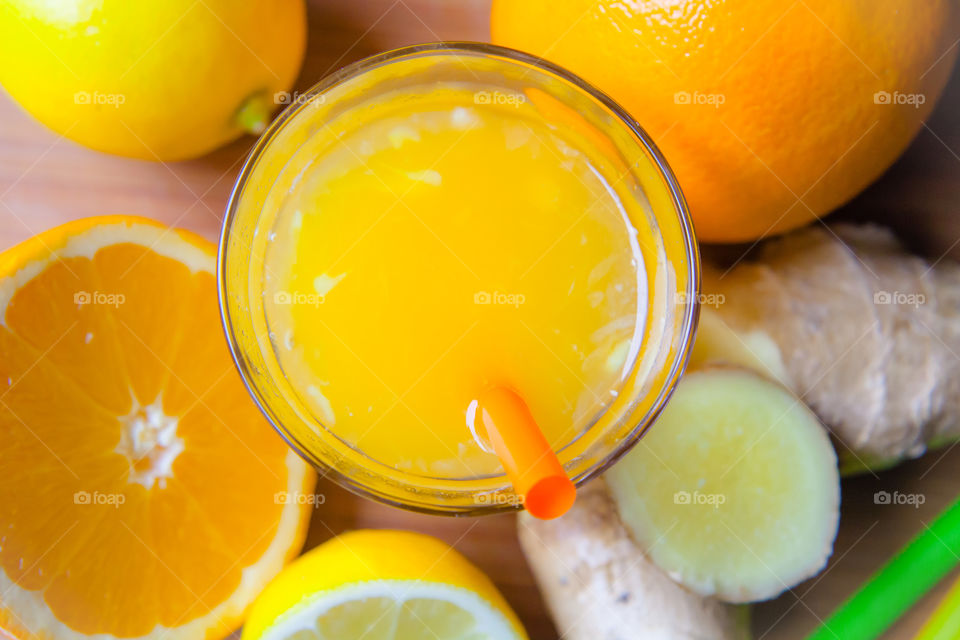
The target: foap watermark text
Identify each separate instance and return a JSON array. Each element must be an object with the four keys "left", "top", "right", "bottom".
[
  {"left": 475, "top": 290, "right": 526, "bottom": 307},
  {"left": 873, "top": 90, "right": 925, "bottom": 108},
  {"left": 274, "top": 290, "right": 325, "bottom": 307},
  {"left": 74, "top": 490, "right": 125, "bottom": 508},
  {"left": 474, "top": 90, "right": 526, "bottom": 107},
  {"left": 874, "top": 290, "right": 925, "bottom": 308},
  {"left": 874, "top": 490, "right": 925, "bottom": 508},
  {"left": 75, "top": 290, "right": 125, "bottom": 308},
  {"left": 676, "top": 291, "right": 725, "bottom": 308},
  {"left": 674, "top": 490, "right": 726, "bottom": 506},
  {"left": 74, "top": 91, "right": 125, "bottom": 108},
  {"left": 274, "top": 491, "right": 326, "bottom": 507},
  {"left": 674, "top": 91, "right": 725, "bottom": 108},
  {"left": 474, "top": 493, "right": 525, "bottom": 507}
]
